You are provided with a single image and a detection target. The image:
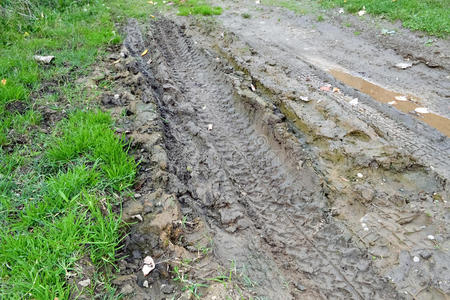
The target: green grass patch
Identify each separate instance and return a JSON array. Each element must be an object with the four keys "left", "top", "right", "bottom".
[
  {"left": 320, "top": 0, "right": 450, "bottom": 37},
  {"left": 0, "top": 110, "right": 136, "bottom": 298},
  {"left": 174, "top": 0, "right": 223, "bottom": 16},
  {"left": 0, "top": 0, "right": 145, "bottom": 298}
]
